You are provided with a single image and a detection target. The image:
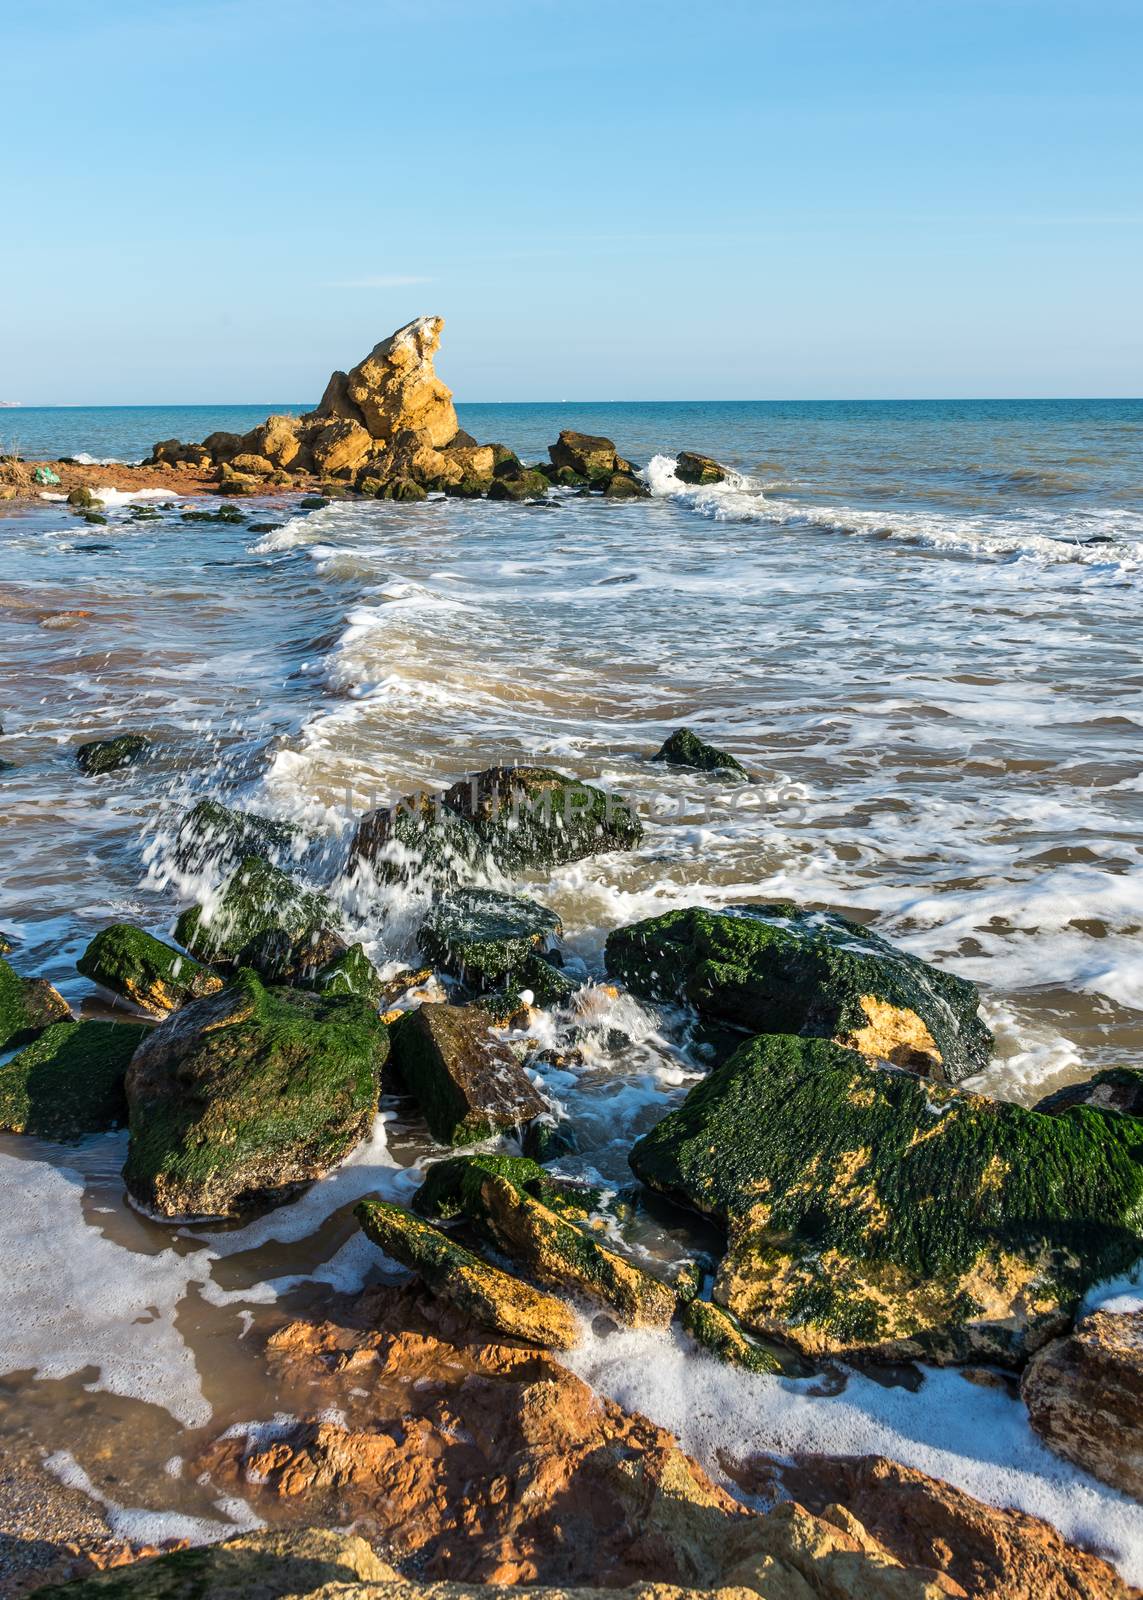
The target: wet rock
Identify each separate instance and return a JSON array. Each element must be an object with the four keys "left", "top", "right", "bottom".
[
  {"left": 417, "top": 887, "right": 562, "bottom": 990},
  {"left": 0, "top": 931, "right": 12, "bottom": 954},
  {"left": 1021, "top": 1307, "right": 1143, "bottom": 1498},
  {"left": 349, "top": 790, "right": 486, "bottom": 888},
  {"left": 180, "top": 504, "right": 247, "bottom": 524},
  {"left": 443, "top": 764, "right": 643, "bottom": 873},
  {"left": 1033, "top": 1065, "right": 1143, "bottom": 1119},
  {"left": 66, "top": 486, "right": 104, "bottom": 509},
  {"left": 389, "top": 1002, "right": 546, "bottom": 1145},
  {"left": 653, "top": 726, "right": 748, "bottom": 777},
  {"left": 681, "top": 1297, "right": 782, "bottom": 1374},
  {"left": 606, "top": 903, "right": 992, "bottom": 1084},
  {"left": 487, "top": 466, "right": 552, "bottom": 501},
  {"left": 602, "top": 471, "right": 650, "bottom": 499},
  {"left": 124, "top": 970, "right": 388, "bottom": 1218},
  {"left": 0, "top": 1019, "right": 147, "bottom": 1139},
  {"left": 75, "top": 734, "right": 152, "bottom": 775},
  {"left": 378, "top": 475, "right": 428, "bottom": 501},
  {"left": 173, "top": 855, "right": 341, "bottom": 979},
  {"left": 629, "top": 1032, "right": 1143, "bottom": 1364},
  {"left": 174, "top": 797, "right": 305, "bottom": 875},
  {"left": 30, "top": 1527, "right": 388, "bottom": 1599},
  {"left": 548, "top": 429, "right": 630, "bottom": 480},
  {"left": 0, "top": 955, "right": 71, "bottom": 1050},
  {"left": 675, "top": 451, "right": 726, "bottom": 485},
  {"left": 522, "top": 1115, "right": 580, "bottom": 1162},
  {"left": 761, "top": 1451, "right": 1137, "bottom": 1600},
  {"left": 77, "top": 924, "right": 223, "bottom": 1016},
  {"left": 414, "top": 1154, "right": 675, "bottom": 1327},
  {"left": 310, "top": 942, "right": 383, "bottom": 1004},
  {"left": 355, "top": 1198, "right": 579, "bottom": 1347},
  {"left": 298, "top": 495, "right": 329, "bottom": 509}
]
